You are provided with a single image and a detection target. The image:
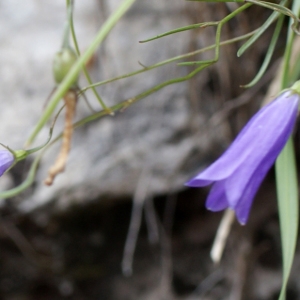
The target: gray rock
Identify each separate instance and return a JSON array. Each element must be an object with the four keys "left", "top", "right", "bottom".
[{"left": 0, "top": 0, "right": 237, "bottom": 211}]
